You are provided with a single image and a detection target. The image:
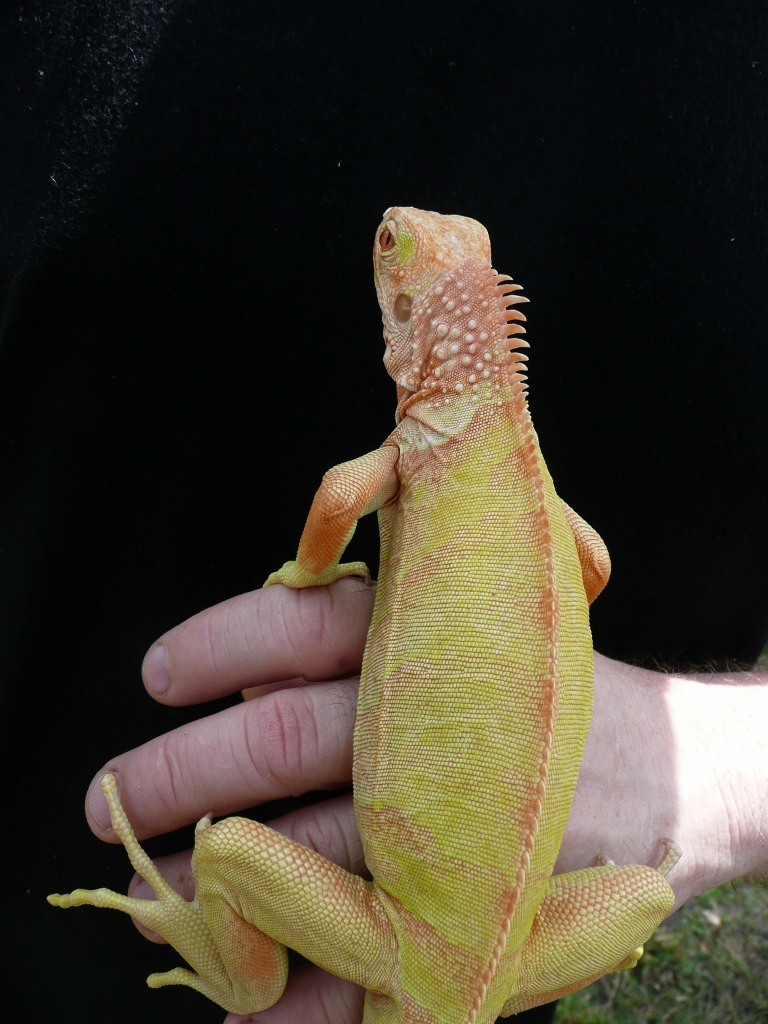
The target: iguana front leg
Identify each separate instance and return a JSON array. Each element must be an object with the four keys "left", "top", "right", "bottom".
[
  {"left": 560, "top": 500, "right": 611, "bottom": 605},
  {"left": 265, "top": 444, "right": 399, "bottom": 588}
]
